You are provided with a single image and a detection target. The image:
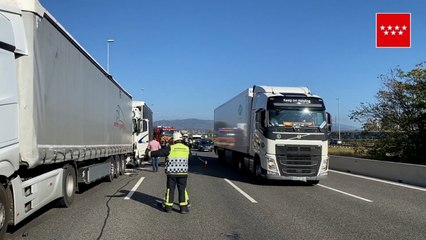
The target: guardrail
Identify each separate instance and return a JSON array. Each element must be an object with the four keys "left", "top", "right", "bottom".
[{"left": 329, "top": 155, "right": 426, "bottom": 187}]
